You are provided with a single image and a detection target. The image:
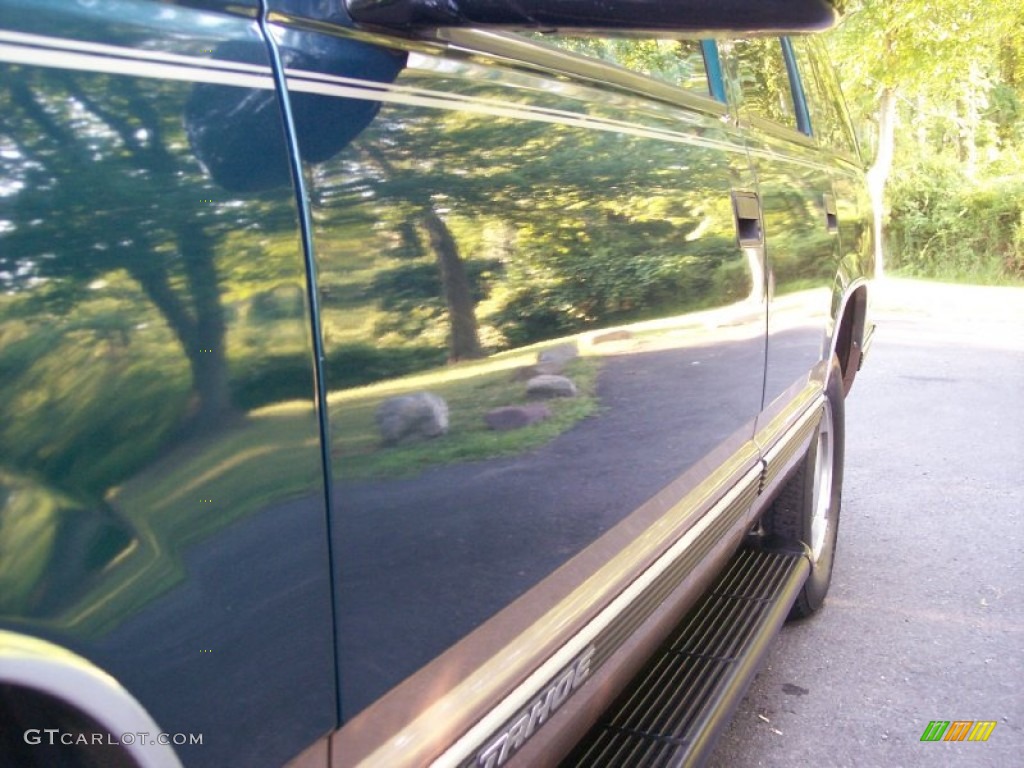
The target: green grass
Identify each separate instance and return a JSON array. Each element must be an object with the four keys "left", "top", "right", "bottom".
[
  {"left": 889, "top": 264, "right": 1024, "bottom": 287},
  {"left": 329, "top": 351, "right": 600, "bottom": 480},
  {"left": 115, "top": 403, "right": 321, "bottom": 543}
]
